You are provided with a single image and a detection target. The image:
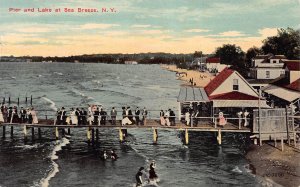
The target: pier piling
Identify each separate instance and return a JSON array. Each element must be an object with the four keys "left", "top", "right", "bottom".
[
  {"left": 55, "top": 127, "right": 59, "bottom": 139},
  {"left": 87, "top": 127, "right": 91, "bottom": 142},
  {"left": 2, "top": 126, "right": 6, "bottom": 138},
  {"left": 31, "top": 127, "right": 34, "bottom": 140},
  {"left": 281, "top": 137, "right": 284, "bottom": 151},
  {"left": 8, "top": 97, "right": 11, "bottom": 105},
  {"left": 96, "top": 129, "right": 99, "bottom": 141},
  {"left": 92, "top": 128, "right": 95, "bottom": 142},
  {"left": 23, "top": 125, "right": 27, "bottom": 138},
  {"left": 38, "top": 128, "right": 41, "bottom": 139},
  {"left": 185, "top": 129, "right": 189, "bottom": 145},
  {"left": 17, "top": 98, "right": 19, "bottom": 106},
  {"left": 217, "top": 129, "right": 222, "bottom": 145},
  {"left": 25, "top": 97, "right": 27, "bottom": 105},
  {"left": 119, "top": 128, "right": 123, "bottom": 142},
  {"left": 30, "top": 95, "right": 32, "bottom": 106},
  {"left": 68, "top": 128, "right": 71, "bottom": 135},
  {"left": 153, "top": 128, "right": 158, "bottom": 144},
  {"left": 10, "top": 126, "right": 13, "bottom": 137}
]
